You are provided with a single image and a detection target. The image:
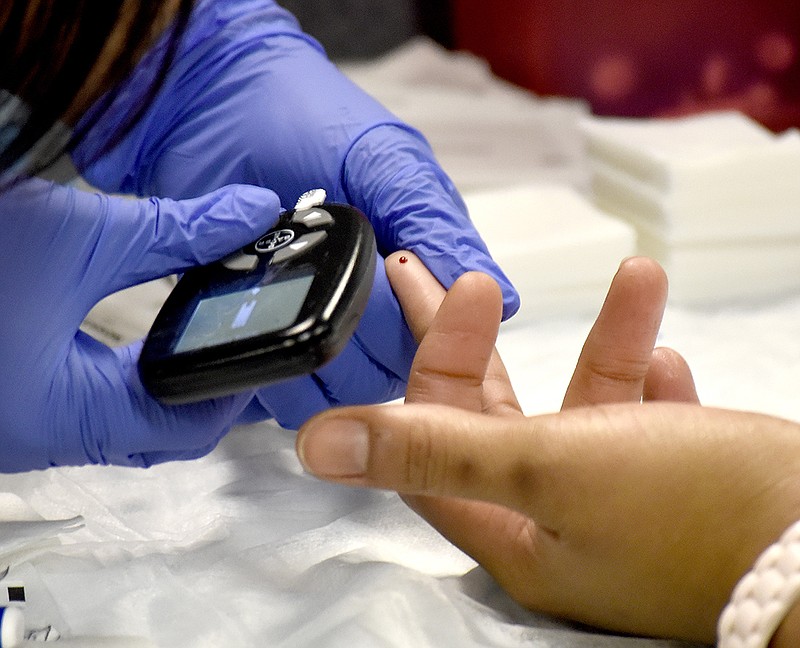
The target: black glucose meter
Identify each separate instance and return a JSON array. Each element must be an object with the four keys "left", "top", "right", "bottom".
[{"left": 138, "top": 189, "right": 376, "bottom": 404}]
